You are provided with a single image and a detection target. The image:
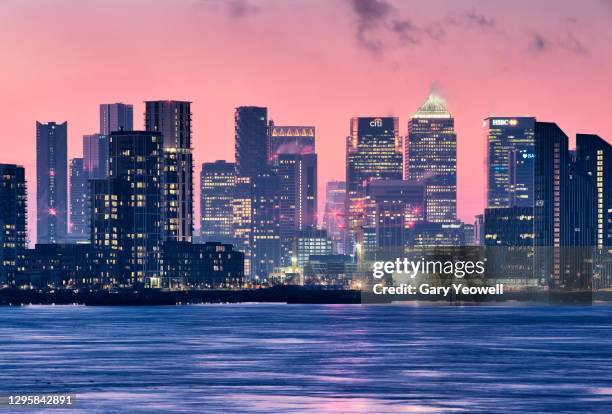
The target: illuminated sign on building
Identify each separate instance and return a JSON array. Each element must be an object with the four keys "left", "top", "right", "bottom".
[{"left": 491, "top": 119, "right": 519, "bottom": 126}]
